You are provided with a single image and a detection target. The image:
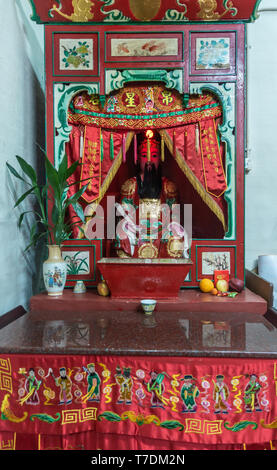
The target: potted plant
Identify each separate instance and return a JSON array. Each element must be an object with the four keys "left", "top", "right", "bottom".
[{"left": 6, "top": 152, "right": 88, "bottom": 296}]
